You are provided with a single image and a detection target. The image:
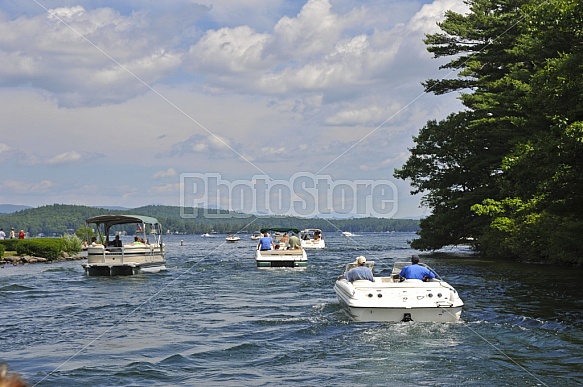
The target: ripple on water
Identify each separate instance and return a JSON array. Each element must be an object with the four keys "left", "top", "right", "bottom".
[{"left": 2, "top": 233, "right": 582, "bottom": 387}]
